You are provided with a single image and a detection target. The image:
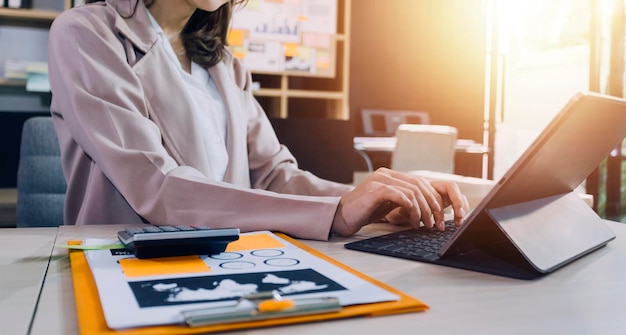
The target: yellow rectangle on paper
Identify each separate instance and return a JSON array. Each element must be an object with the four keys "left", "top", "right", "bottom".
[
  {"left": 119, "top": 256, "right": 210, "bottom": 278},
  {"left": 226, "top": 234, "right": 285, "bottom": 251}
]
